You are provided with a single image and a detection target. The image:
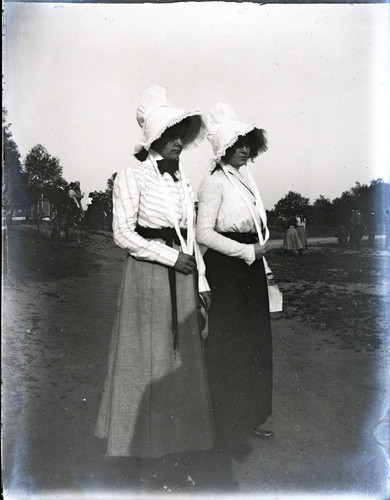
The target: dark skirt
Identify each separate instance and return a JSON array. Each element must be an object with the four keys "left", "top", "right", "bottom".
[{"left": 204, "top": 247, "right": 273, "bottom": 436}]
